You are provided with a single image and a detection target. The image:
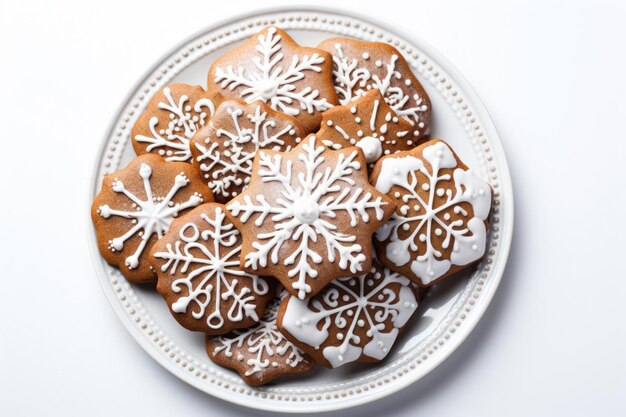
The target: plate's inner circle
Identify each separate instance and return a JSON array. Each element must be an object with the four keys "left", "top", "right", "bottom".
[{"left": 92, "top": 8, "right": 509, "bottom": 412}]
